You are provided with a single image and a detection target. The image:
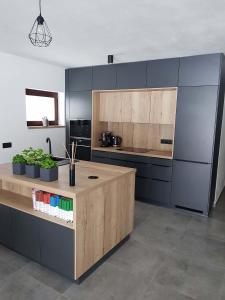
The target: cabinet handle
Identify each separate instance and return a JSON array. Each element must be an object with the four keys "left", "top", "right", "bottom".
[
  {"left": 77, "top": 145, "right": 91, "bottom": 148},
  {"left": 151, "top": 178, "right": 170, "bottom": 183},
  {"left": 152, "top": 164, "right": 171, "bottom": 168}
]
